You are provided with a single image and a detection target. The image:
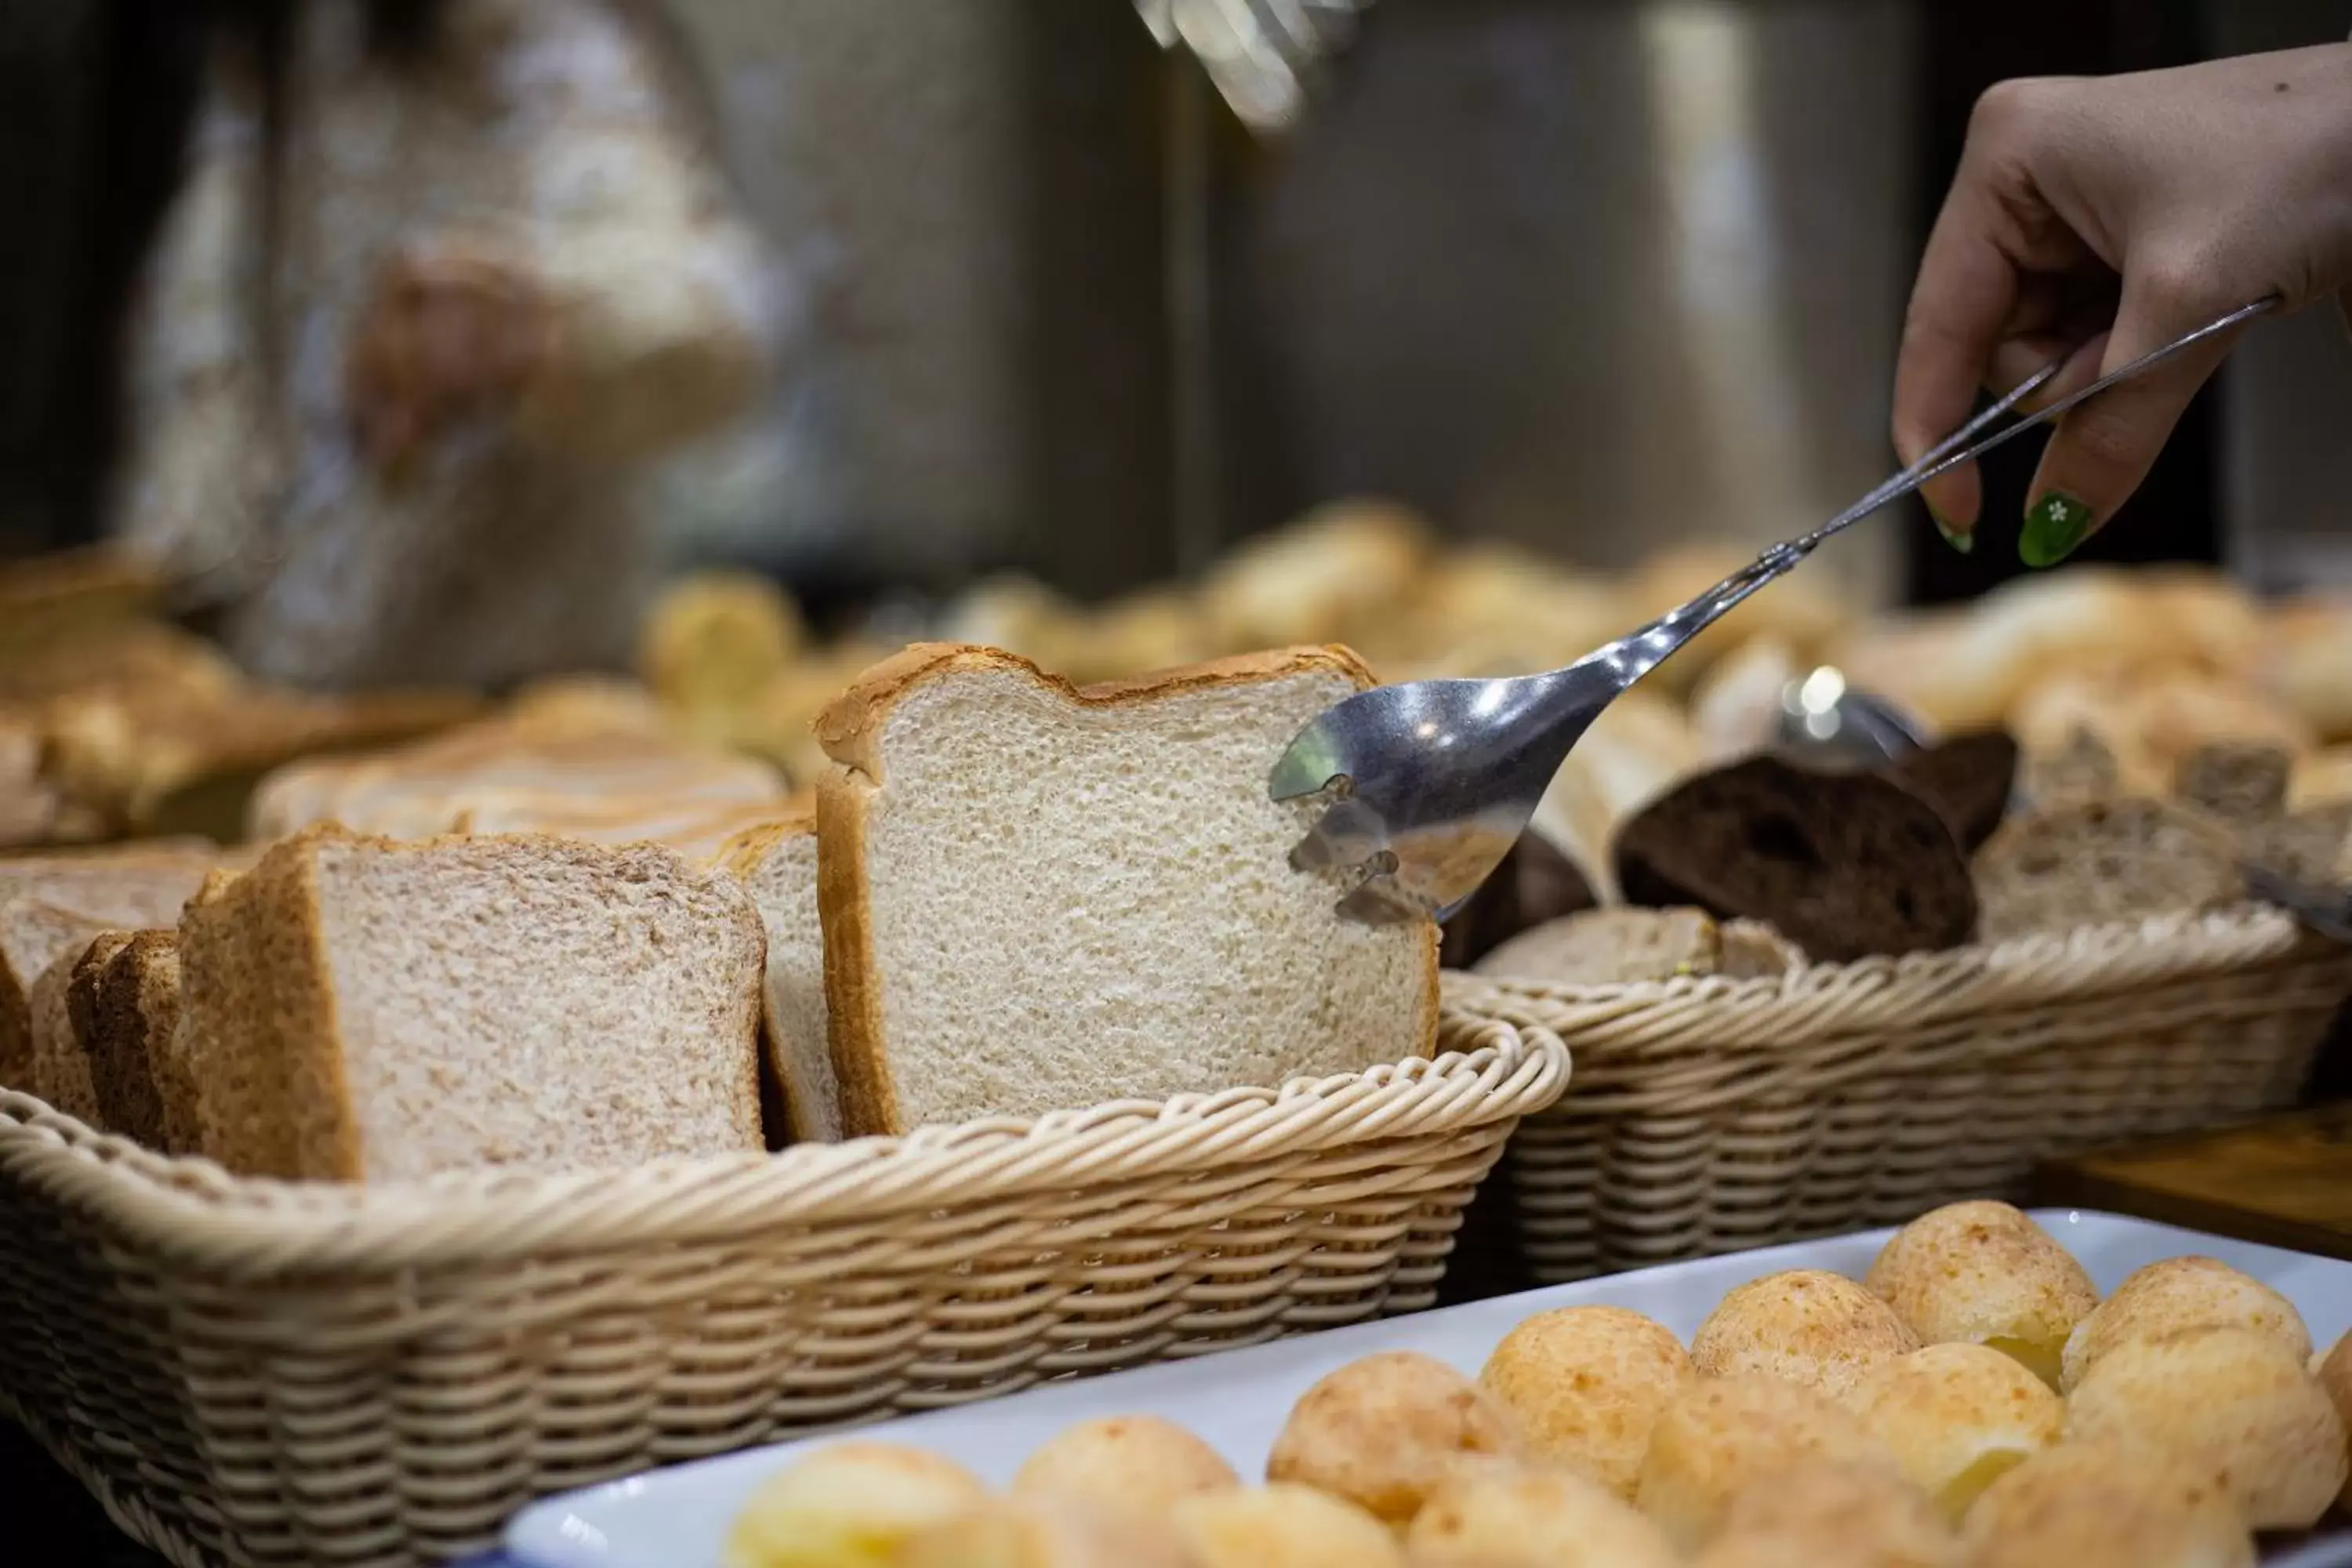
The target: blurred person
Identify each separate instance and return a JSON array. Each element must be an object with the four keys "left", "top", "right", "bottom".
[
  {"left": 1891, "top": 42, "right": 2352, "bottom": 568},
  {"left": 102, "top": 0, "right": 778, "bottom": 689}
]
